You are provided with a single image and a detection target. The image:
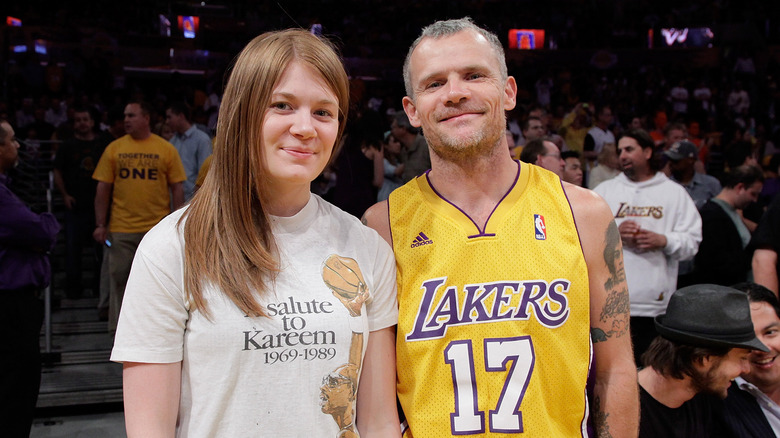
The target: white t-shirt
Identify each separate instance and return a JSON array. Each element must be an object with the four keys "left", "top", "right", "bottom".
[{"left": 111, "top": 194, "right": 398, "bottom": 437}]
